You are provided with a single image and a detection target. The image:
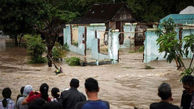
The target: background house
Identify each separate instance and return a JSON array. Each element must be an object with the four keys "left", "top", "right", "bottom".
[{"left": 72, "top": 3, "right": 136, "bottom": 45}]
